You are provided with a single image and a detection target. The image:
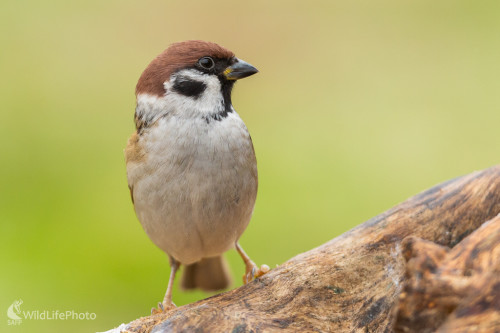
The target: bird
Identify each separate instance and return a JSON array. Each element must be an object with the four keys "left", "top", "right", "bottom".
[{"left": 125, "top": 40, "right": 269, "bottom": 313}]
